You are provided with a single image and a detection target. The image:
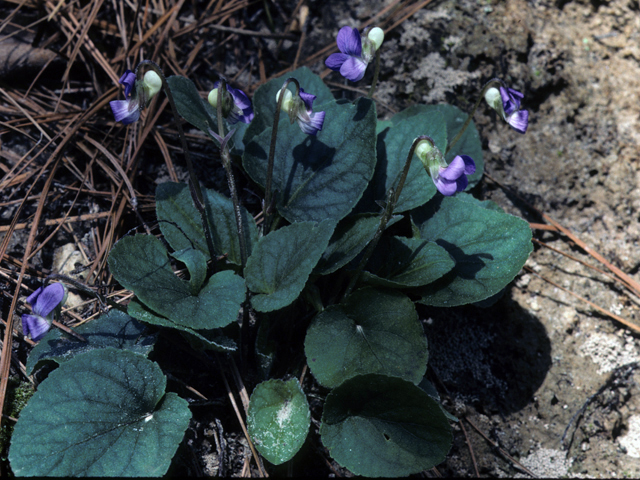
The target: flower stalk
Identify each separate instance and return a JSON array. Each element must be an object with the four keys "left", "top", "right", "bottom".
[
  {"left": 213, "top": 79, "right": 248, "bottom": 268},
  {"left": 342, "top": 136, "right": 427, "bottom": 300},
  {"left": 136, "top": 60, "right": 217, "bottom": 265}
]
